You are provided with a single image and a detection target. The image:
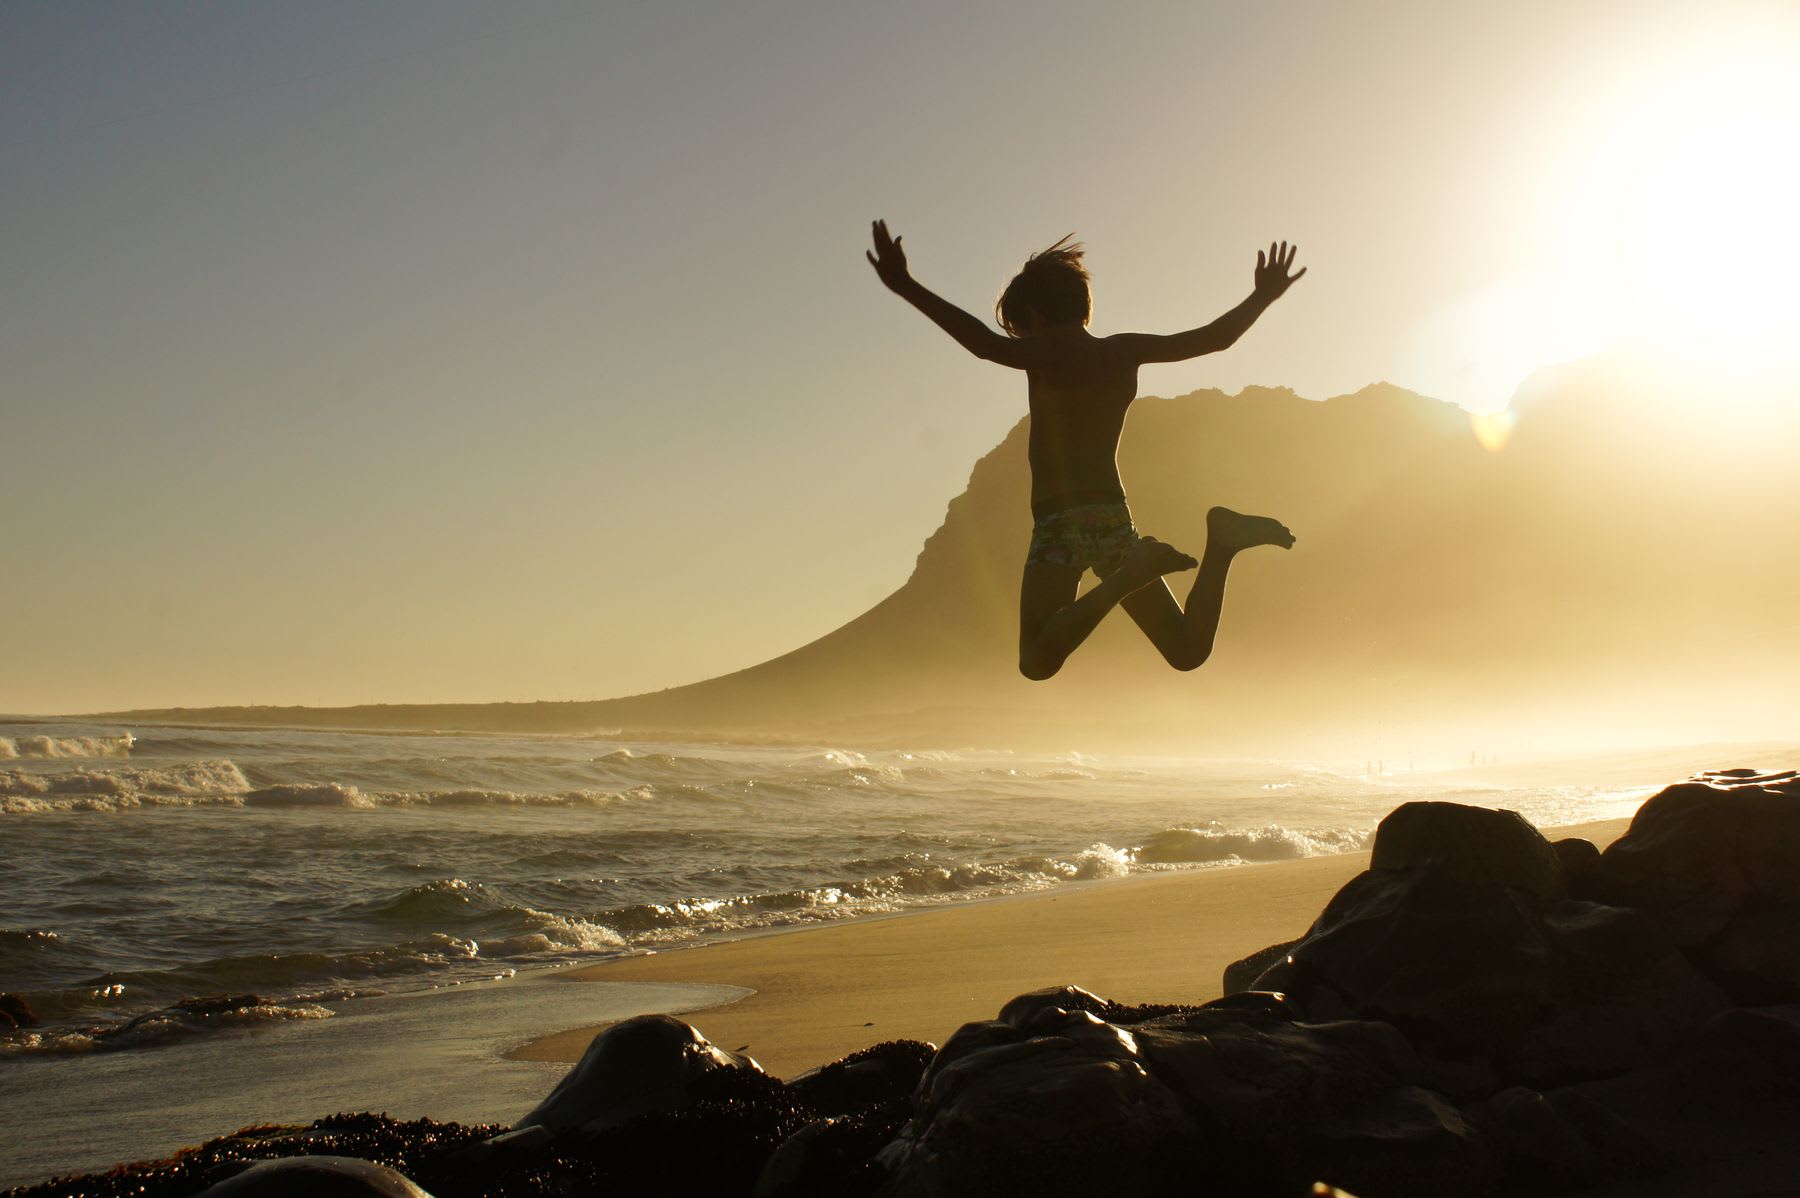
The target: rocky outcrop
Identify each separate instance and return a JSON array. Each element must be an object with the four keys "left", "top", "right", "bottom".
[
  {"left": 872, "top": 769, "right": 1800, "bottom": 1196},
  {"left": 1369, "top": 801, "right": 1567, "bottom": 898},
  {"left": 517, "top": 1012, "right": 763, "bottom": 1135},
  {"left": 1589, "top": 768, "right": 1800, "bottom": 1003},
  {"left": 1244, "top": 801, "right": 1730, "bottom": 1090},
  {"left": 1470, "top": 1002, "right": 1800, "bottom": 1194},
  {"left": 874, "top": 995, "right": 1201, "bottom": 1196},
  {"left": 873, "top": 986, "right": 1481, "bottom": 1198}
]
